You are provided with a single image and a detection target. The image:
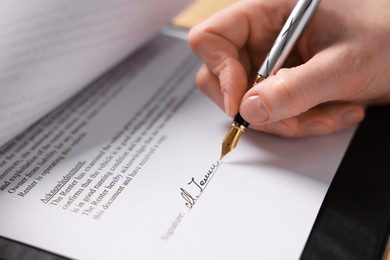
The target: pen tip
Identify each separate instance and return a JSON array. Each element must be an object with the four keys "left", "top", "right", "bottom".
[{"left": 220, "top": 126, "right": 243, "bottom": 160}]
